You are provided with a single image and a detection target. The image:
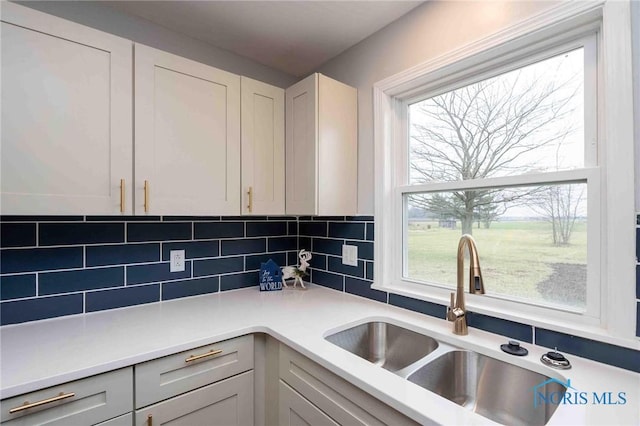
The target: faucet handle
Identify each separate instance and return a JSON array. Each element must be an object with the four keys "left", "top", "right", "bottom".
[{"left": 447, "top": 292, "right": 465, "bottom": 321}]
